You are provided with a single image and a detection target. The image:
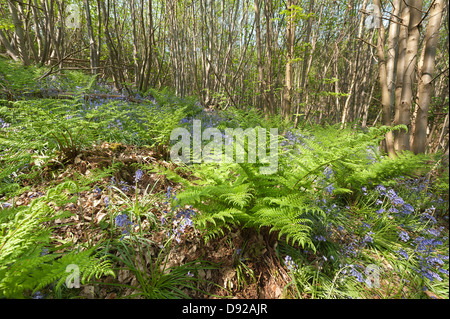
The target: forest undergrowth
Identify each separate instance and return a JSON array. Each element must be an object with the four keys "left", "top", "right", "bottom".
[{"left": 0, "top": 59, "right": 448, "bottom": 299}]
